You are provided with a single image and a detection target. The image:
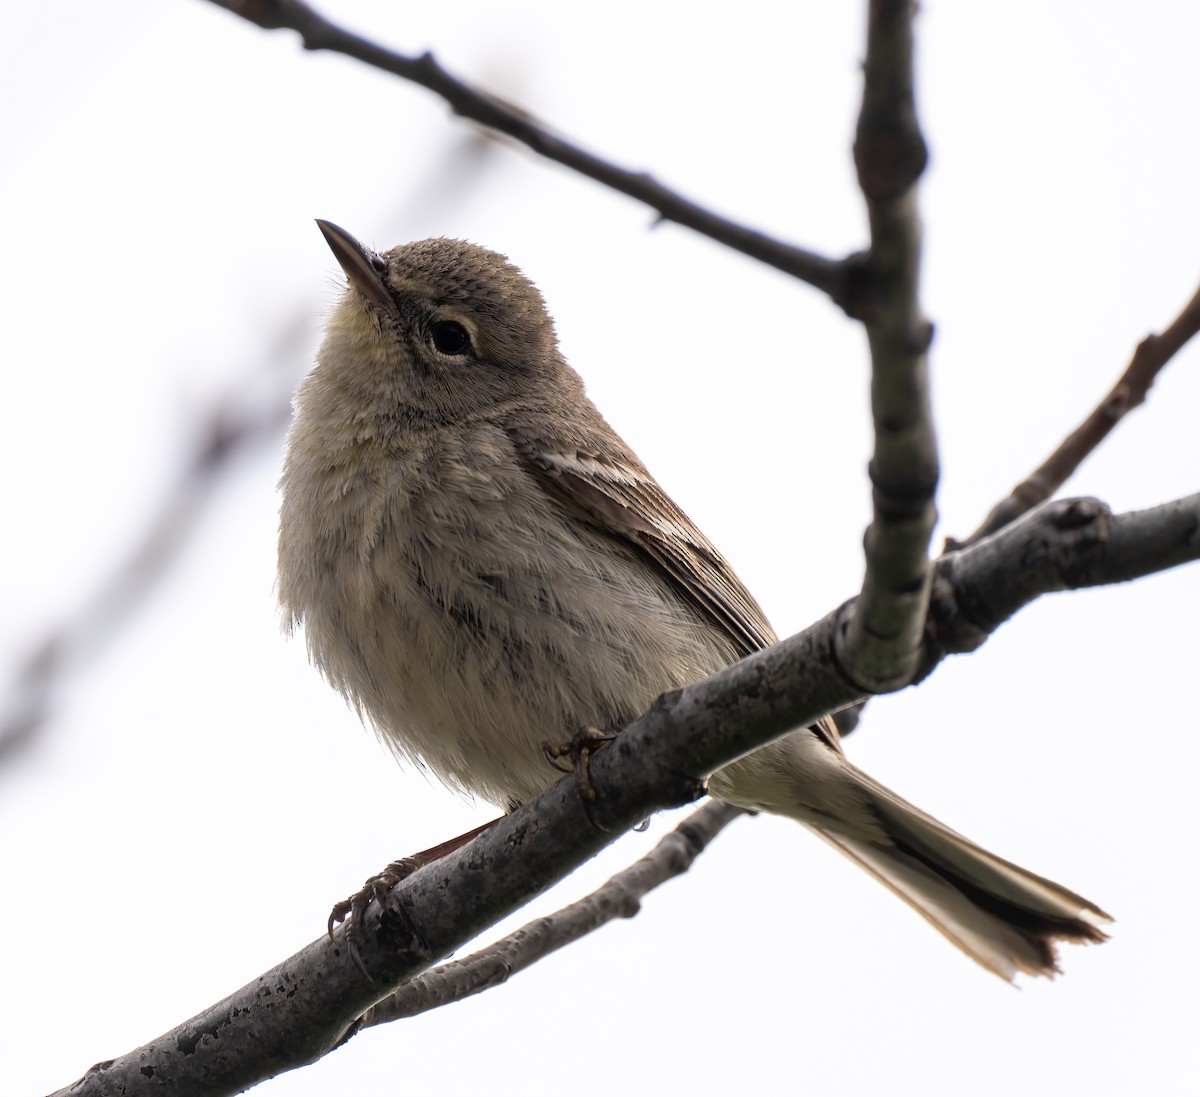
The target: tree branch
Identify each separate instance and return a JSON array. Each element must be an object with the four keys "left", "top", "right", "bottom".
[
  {"left": 199, "top": 0, "right": 861, "bottom": 310},
  {"left": 952, "top": 281, "right": 1200, "bottom": 549},
  {"left": 54, "top": 491, "right": 1200, "bottom": 1097},
  {"left": 837, "top": 0, "right": 938, "bottom": 693},
  {"left": 360, "top": 801, "right": 745, "bottom": 1026},
  {"left": 43, "top": 9, "right": 1196, "bottom": 1096},
  {"left": 924, "top": 493, "right": 1200, "bottom": 673}
]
